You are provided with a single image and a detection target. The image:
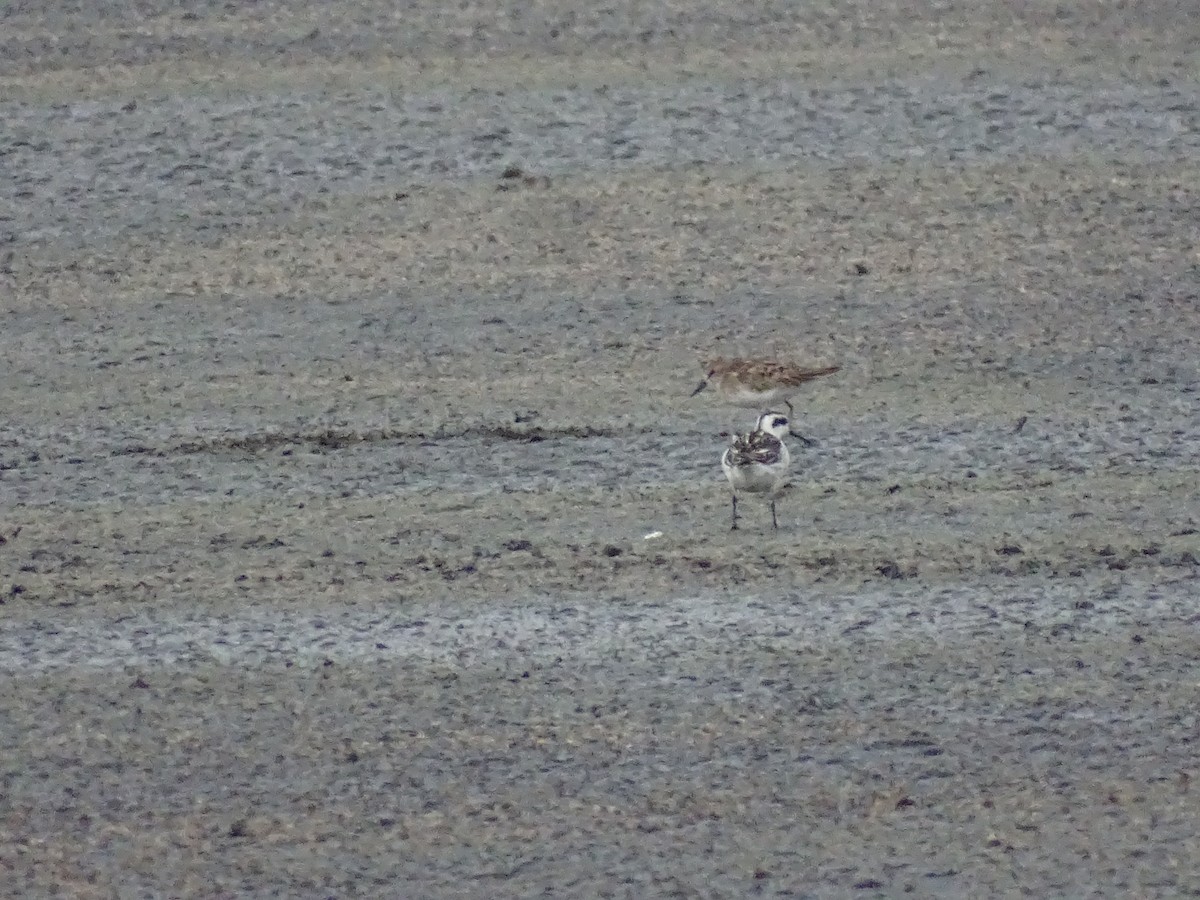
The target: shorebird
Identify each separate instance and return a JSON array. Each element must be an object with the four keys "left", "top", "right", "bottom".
[
  {"left": 721, "top": 411, "right": 791, "bottom": 531},
  {"left": 691, "top": 357, "right": 839, "bottom": 445}
]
